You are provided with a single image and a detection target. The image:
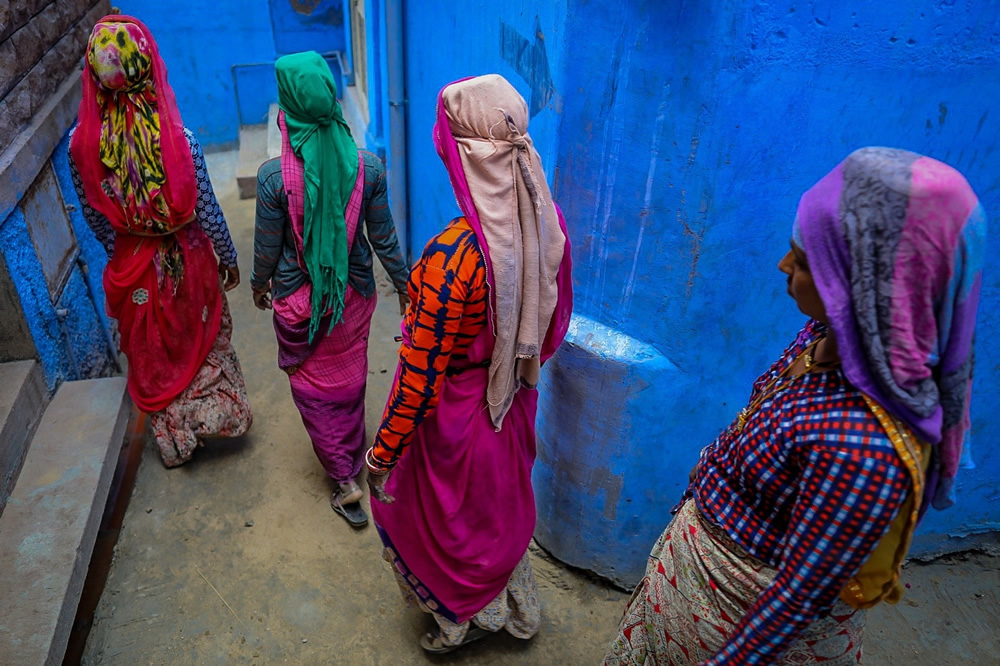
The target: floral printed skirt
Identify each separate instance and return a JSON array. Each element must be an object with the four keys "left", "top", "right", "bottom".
[
  {"left": 604, "top": 500, "right": 866, "bottom": 665},
  {"left": 149, "top": 294, "right": 252, "bottom": 467},
  {"left": 383, "top": 546, "right": 541, "bottom": 647}
]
